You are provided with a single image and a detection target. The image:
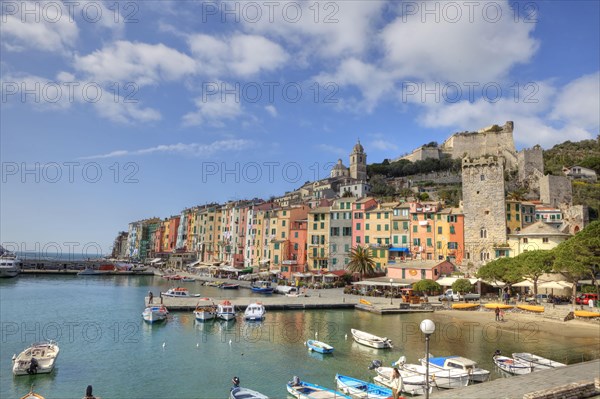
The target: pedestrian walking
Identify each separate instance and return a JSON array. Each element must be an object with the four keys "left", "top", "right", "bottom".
[
  {"left": 500, "top": 309, "right": 505, "bottom": 321},
  {"left": 391, "top": 367, "right": 402, "bottom": 399},
  {"left": 495, "top": 306, "right": 500, "bottom": 321},
  {"left": 148, "top": 291, "right": 153, "bottom": 304}
]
